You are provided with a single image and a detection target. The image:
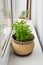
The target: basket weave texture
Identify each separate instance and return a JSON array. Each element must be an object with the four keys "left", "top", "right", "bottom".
[{"left": 11, "top": 38, "right": 34, "bottom": 55}]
